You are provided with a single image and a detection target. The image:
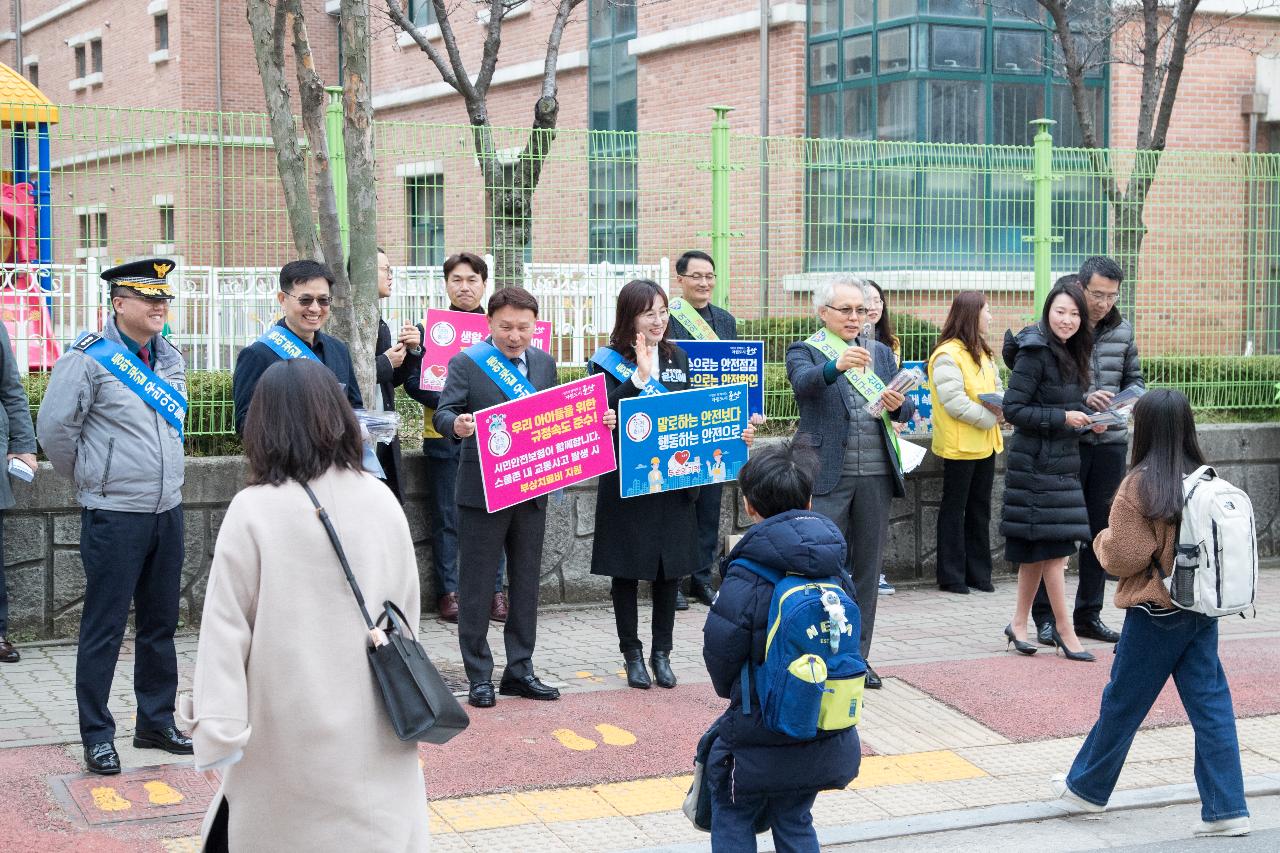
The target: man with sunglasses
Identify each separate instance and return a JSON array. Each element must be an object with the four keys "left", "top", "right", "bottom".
[
  {"left": 37, "top": 258, "right": 192, "bottom": 775},
  {"left": 232, "top": 259, "right": 363, "bottom": 434},
  {"left": 667, "top": 250, "right": 738, "bottom": 610}
]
